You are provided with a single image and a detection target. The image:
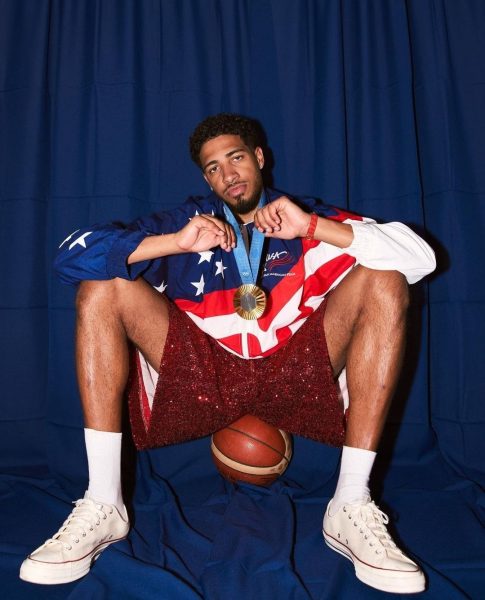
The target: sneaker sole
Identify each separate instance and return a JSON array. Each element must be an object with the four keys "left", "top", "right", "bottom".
[
  {"left": 323, "top": 529, "right": 426, "bottom": 594},
  {"left": 19, "top": 537, "right": 127, "bottom": 585}
]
